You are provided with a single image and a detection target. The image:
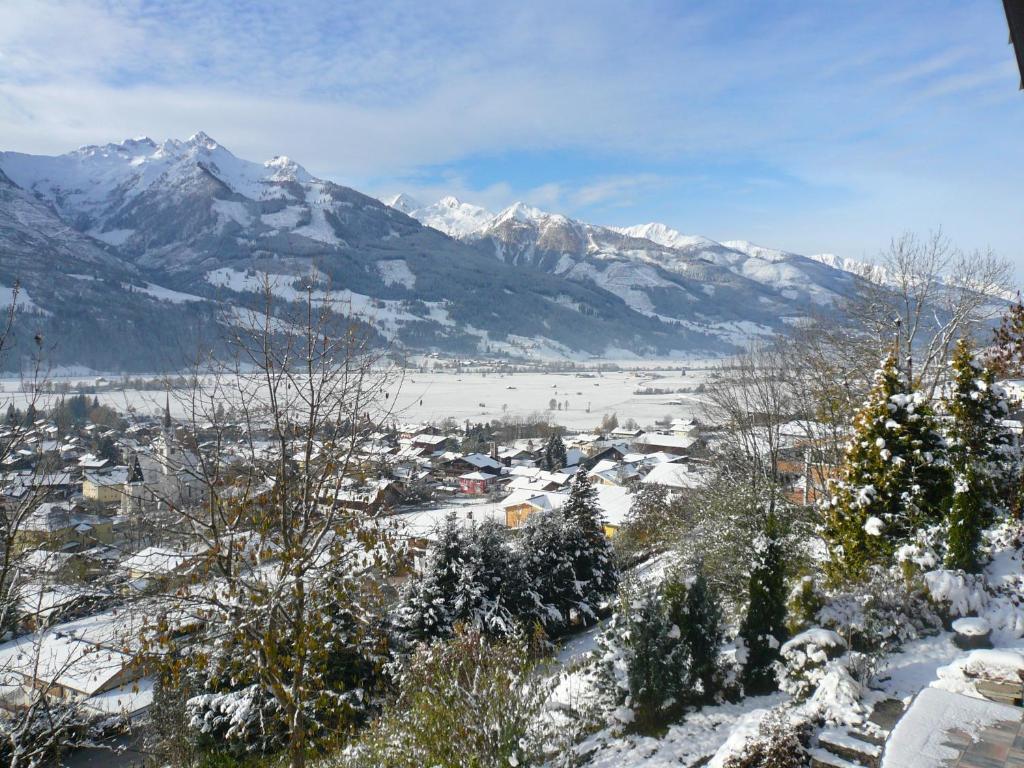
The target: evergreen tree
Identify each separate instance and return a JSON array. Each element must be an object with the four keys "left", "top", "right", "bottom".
[
  {"left": 824, "top": 352, "right": 951, "bottom": 582},
  {"left": 623, "top": 585, "right": 690, "bottom": 732},
  {"left": 544, "top": 433, "right": 568, "bottom": 471},
  {"left": 738, "top": 513, "right": 788, "bottom": 695},
  {"left": 460, "top": 520, "right": 529, "bottom": 637},
  {"left": 561, "top": 471, "right": 619, "bottom": 624},
  {"left": 943, "top": 340, "right": 1017, "bottom": 571},
  {"left": 518, "top": 509, "right": 576, "bottom": 635},
  {"left": 393, "top": 515, "right": 471, "bottom": 643},
  {"left": 990, "top": 294, "right": 1024, "bottom": 378},
  {"left": 683, "top": 562, "right": 724, "bottom": 703},
  {"left": 394, "top": 516, "right": 523, "bottom": 643},
  {"left": 622, "top": 482, "right": 669, "bottom": 552}
]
